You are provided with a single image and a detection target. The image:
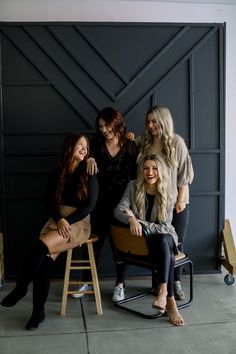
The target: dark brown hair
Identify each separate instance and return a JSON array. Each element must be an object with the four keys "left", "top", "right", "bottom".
[
  {"left": 95, "top": 107, "right": 126, "bottom": 149},
  {"left": 54, "top": 134, "right": 90, "bottom": 206}
]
